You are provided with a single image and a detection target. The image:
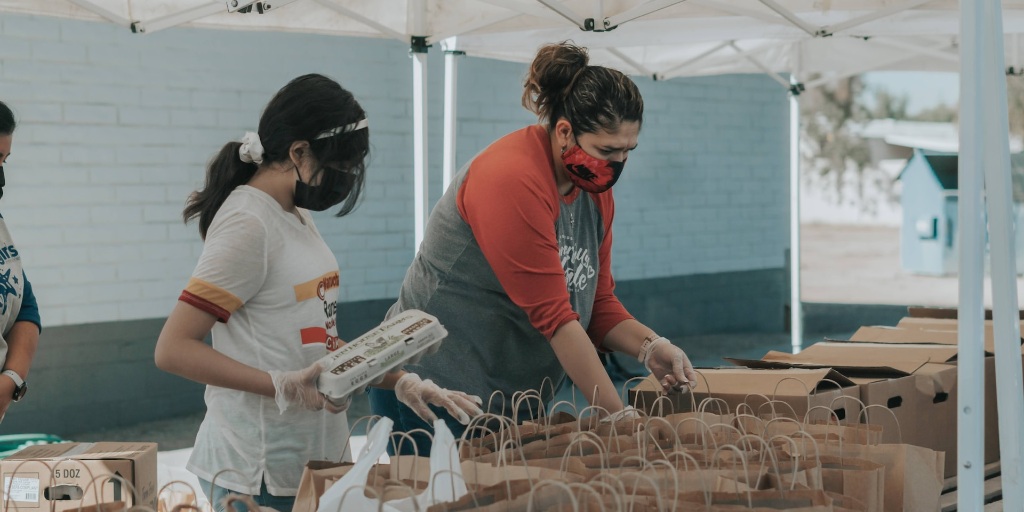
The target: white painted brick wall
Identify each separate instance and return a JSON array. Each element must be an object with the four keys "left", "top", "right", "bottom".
[{"left": 1, "top": 14, "right": 787, "bottom": 327}]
